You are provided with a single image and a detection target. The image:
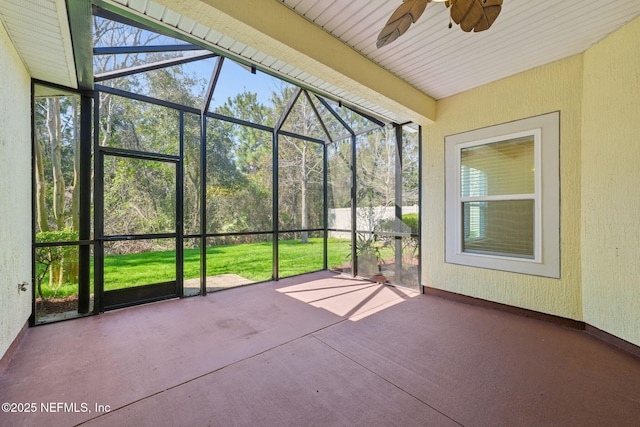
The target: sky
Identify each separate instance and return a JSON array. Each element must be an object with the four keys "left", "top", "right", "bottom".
[
  {"left": 94, "top": 16, "right": 288, "bottom": 111},
  {"left": 183, "top": 55, "right": 291, "bottom": 111}
]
